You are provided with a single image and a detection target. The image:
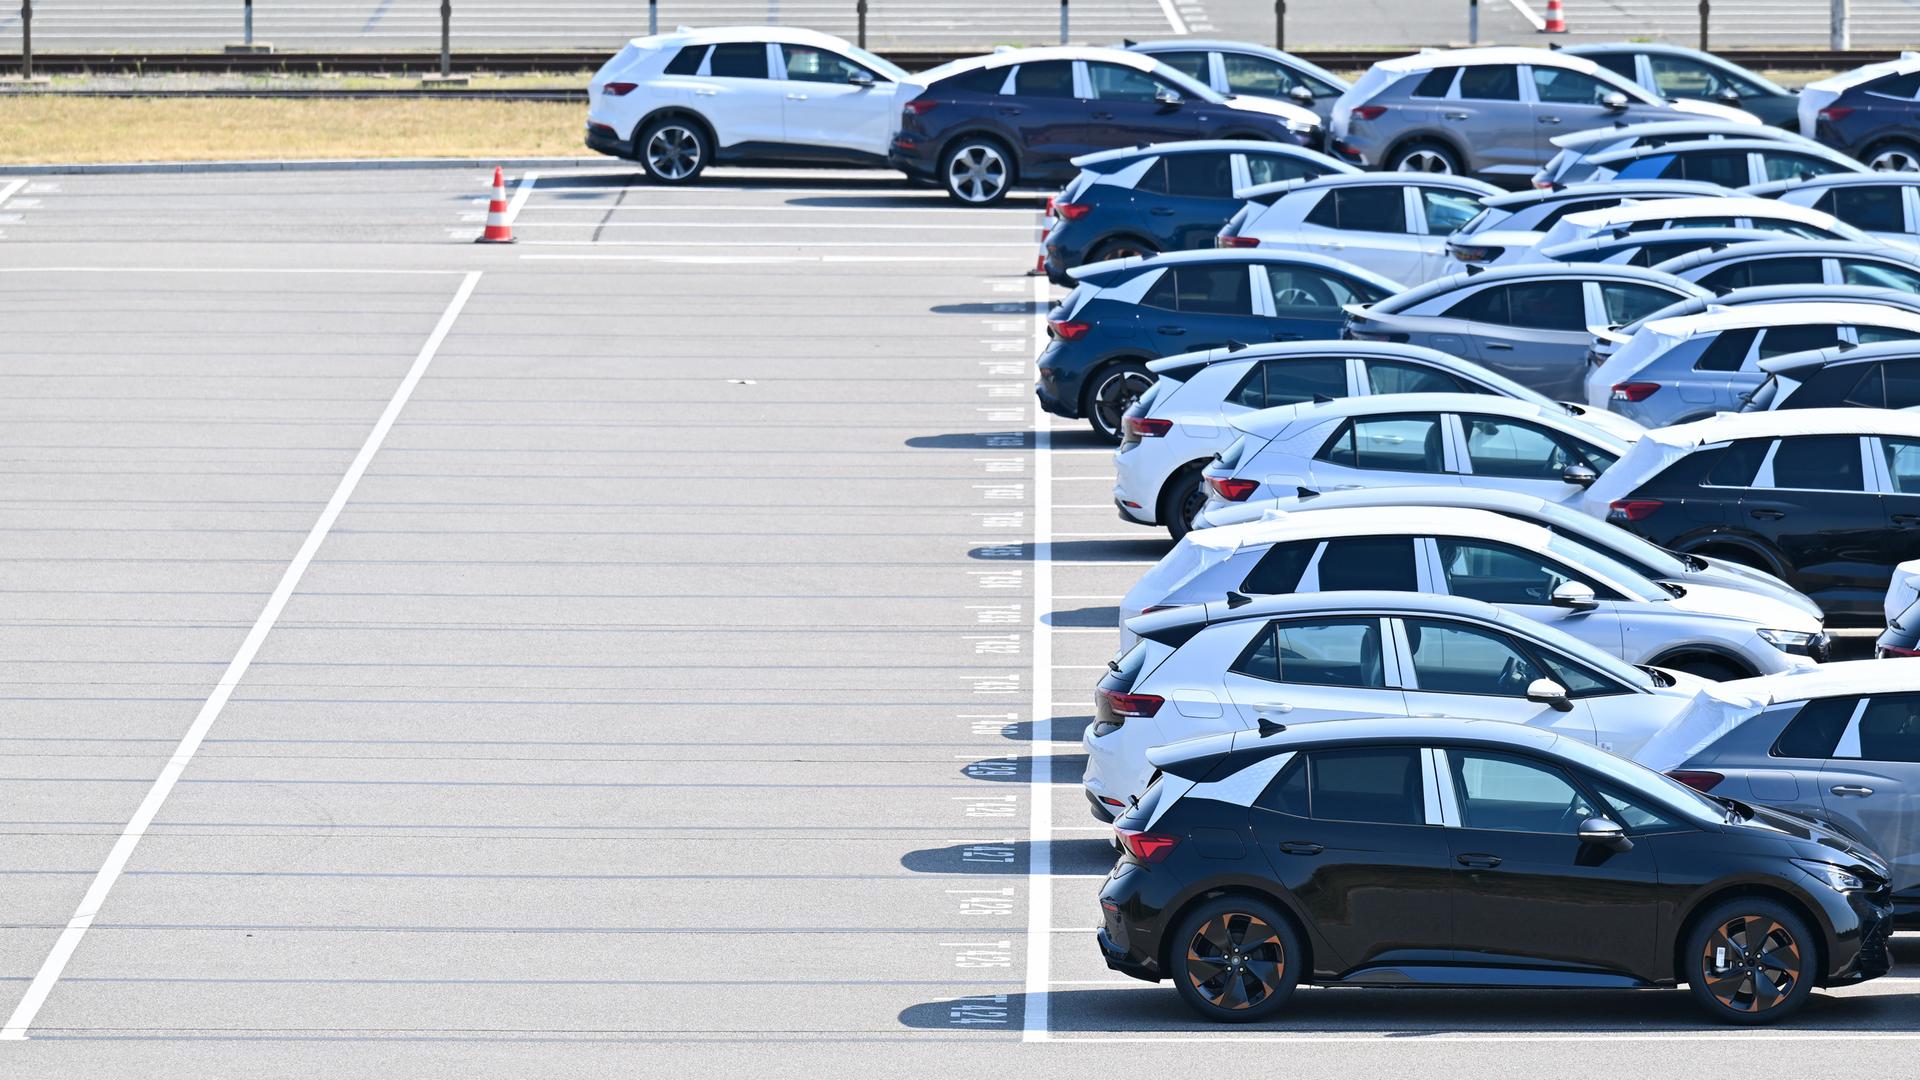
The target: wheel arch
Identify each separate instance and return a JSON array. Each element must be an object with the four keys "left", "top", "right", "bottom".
[
  {"left": 1670, "top": 882, "right": 1829, "bottom": 986},
  {"left": 1154, "top": 882, "right": 1318, "bottom": 981},
  {"left": 1677, "top": 533, "right": 1789, "bottom": 579},
  {"left": 1380, "top": 131, "right": 1467, "bottom": 172},
  {"left": 1076, "top": 353, "right": 1156, "bottom": 419},
  {"left": 1156, "top": 457, "right": 1217, "bottom": 525},
  {"left": 935, "top": 127, "right": 1022, "bottom": 184},
  {"left": 1645, "top": 643, "right": 1759, "bottom": 680},
  {"left": 633, "top": 106, "right": 718, "bottom": 151}
]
